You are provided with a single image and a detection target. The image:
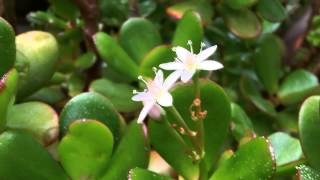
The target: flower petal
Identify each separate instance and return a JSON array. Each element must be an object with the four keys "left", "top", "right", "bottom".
[
  {"left": 198, "top": 60, "right": 223, "bottom": 71},
  {"left": 154, "top": 70, "right": 164, "bottom": 85},
  {"left": 137, "top": 102, "right": 154, "bottom": 124},
  {"left": 181, "top": 70, "right": 195, "bottom": 83},
  {"left": 132, "top": 92, "right": 152, "bottom": 102},
  {"left": 159, "top": 61, "right": 183, "bottom": 70},
  {"left": 176, "top": 46, "right": 192, "bottom": 62},
  {"left": 163, "top": 70, "right": 181, "bottom": 90},
  {"left": 197, "top": 45, "right": 217, "bottom": 62},
  {"left": 157, "top": 92, "right": 173, "bottom": 107},
  {"left": 148, "top": 104, "right": 162, "bottom": 119}
]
